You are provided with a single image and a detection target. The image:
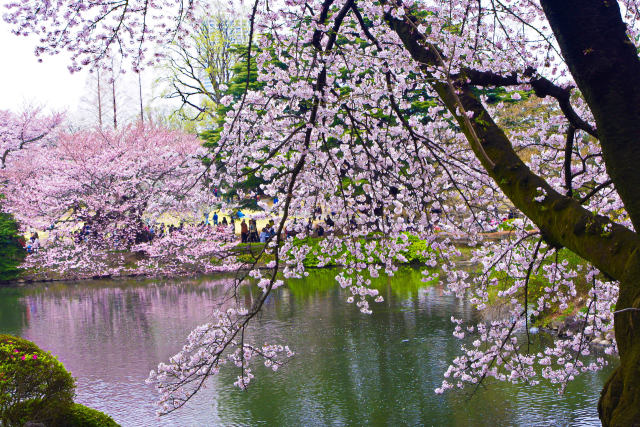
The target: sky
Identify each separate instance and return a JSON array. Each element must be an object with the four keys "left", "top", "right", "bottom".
[
  {"left": 0, "top": 24, "right": 88, "bottom": 113},
  {"left": 0, "top": 1, "right": 237, "bottom": 119},
  {"left": 0, "top": 21, "right": 163, "bottom": 122}
]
